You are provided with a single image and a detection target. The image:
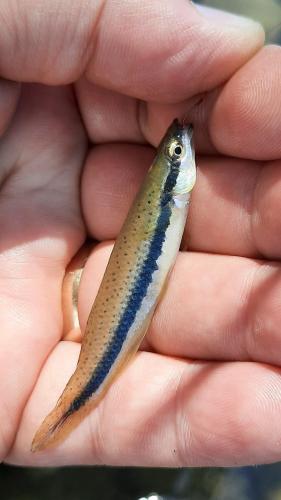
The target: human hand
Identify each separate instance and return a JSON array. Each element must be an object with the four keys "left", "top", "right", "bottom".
[{"left": 0, "top": 0, "right": 277, "bottom": 467}]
